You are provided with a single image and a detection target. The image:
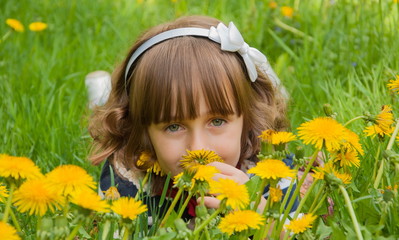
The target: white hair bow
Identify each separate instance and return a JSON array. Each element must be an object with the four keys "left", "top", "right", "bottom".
[{"left": 208, "top": 22, "right": 267, "bottom": 82}]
